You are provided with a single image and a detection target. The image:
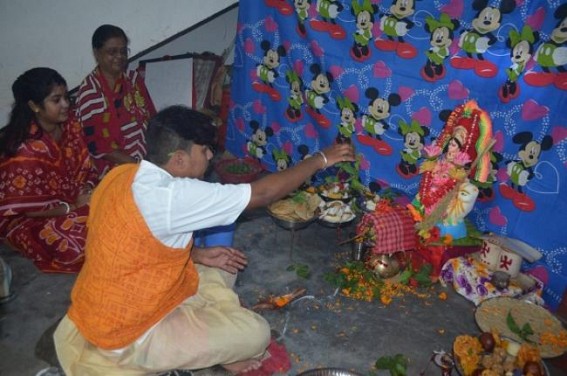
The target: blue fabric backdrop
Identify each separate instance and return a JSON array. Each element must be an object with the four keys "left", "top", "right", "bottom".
[{"left": 226, "top": 0, "right": 567, "bottom": 309}]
